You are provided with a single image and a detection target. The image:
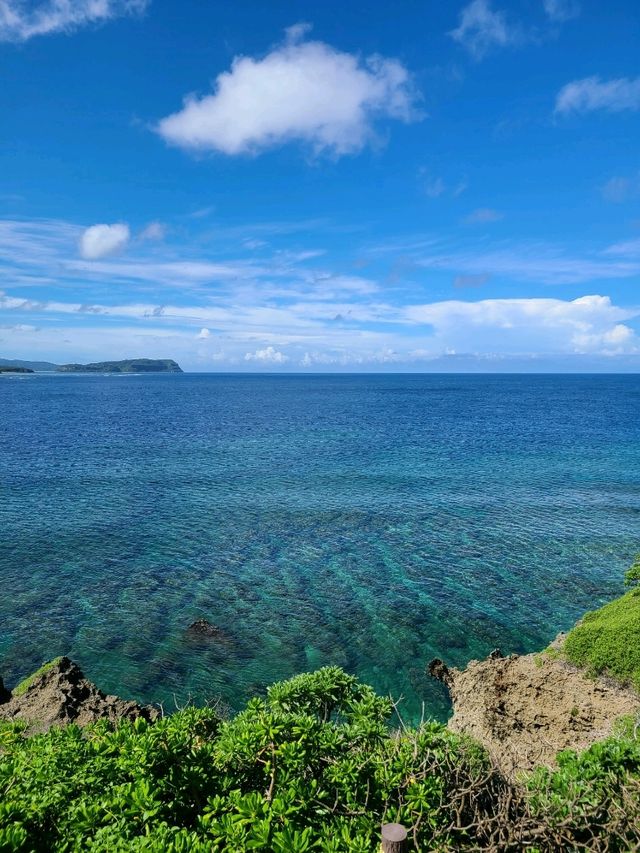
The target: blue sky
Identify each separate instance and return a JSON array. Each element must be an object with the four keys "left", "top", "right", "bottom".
[{"left": 1, "top": 0, "right": 639, "bottom": 371}]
